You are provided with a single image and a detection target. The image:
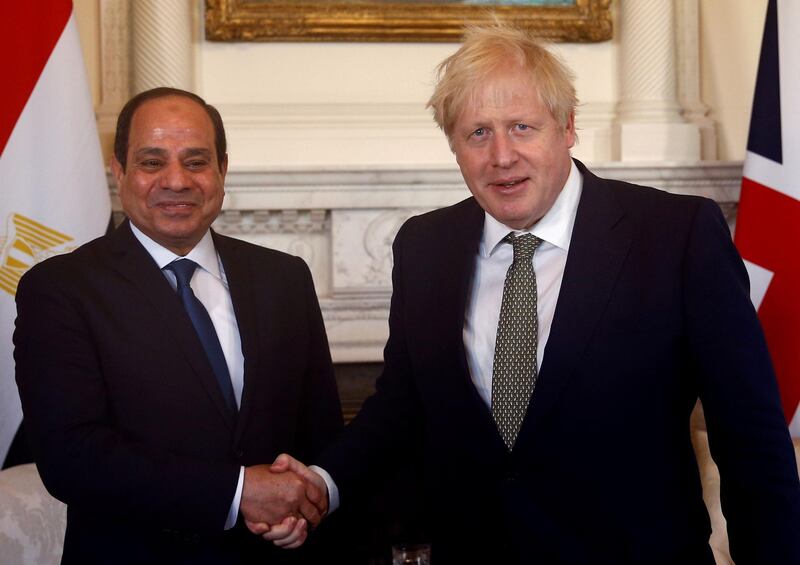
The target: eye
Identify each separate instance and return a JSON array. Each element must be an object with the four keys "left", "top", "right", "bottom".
[
  {"left": 515, "top": 123, "right": 530, "bottom": 132},
  {"left": 138, "top": 159, "right": 163, "bottom": 169},
  {"left": 185, "top": 159, "right": 209, "bottom": 170},
  {"left": 471, "top": 127, "right": 486, "bottom": 138}
]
